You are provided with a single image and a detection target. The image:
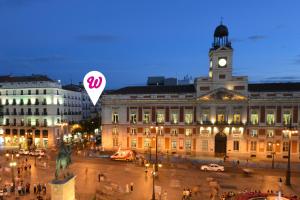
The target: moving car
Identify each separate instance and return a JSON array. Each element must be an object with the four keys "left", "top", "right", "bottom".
[
  {"left": 18, "top": 149, "right": 29, "bottom": 155},
  {"left": 200, "top": 163, "right": 224, "bottom": 172},
  {"left": 110, "top": 149, "right": 135, "bottom": 161}
]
